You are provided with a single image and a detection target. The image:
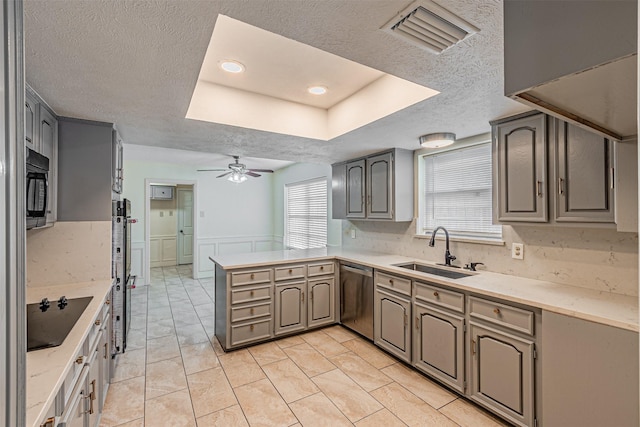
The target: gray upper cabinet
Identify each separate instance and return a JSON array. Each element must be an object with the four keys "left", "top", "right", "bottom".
[
  {"left": 346, "top": 159, "right": 366, "bottom": 218},
  {"left": 332, "top": 148, "right": 414, "bottom": 221},
  {"left": 112, "top": 130, "right": 124, "bottom": 194},
  {"left": 493, "top": 111, "right": 625, "bottom": 227},
  {"left": 494, "top": 112, "right": 548, "bottom": 222},
  {"left": 25, "top": 92, "right": 38, "bottom": 151},
  {"left": 555, "top": 121, "right": 614, "bottom": 222},
  {"left": 39, "top": 105, "right": 58, "bottom": 225},
  {"left": 366, "top": 151, "right": 393, "bottom": 219}
]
